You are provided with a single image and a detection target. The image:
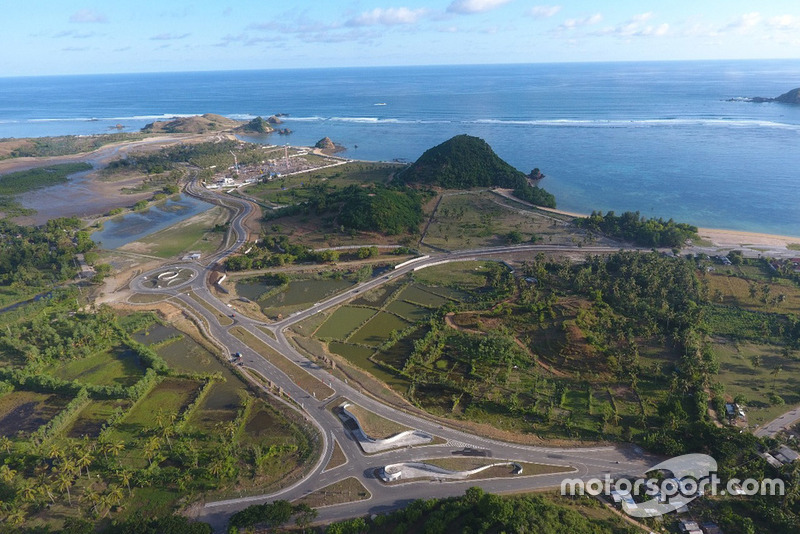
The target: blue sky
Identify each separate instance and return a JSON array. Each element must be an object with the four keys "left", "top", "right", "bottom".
[{"left": 3, "top": 0, "right": 800, "bottom": 76}]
